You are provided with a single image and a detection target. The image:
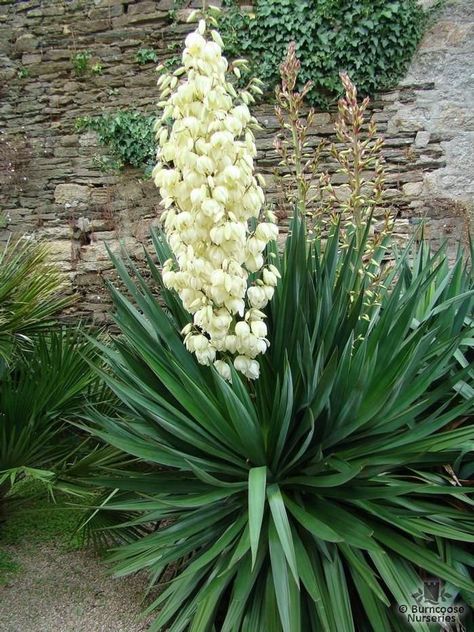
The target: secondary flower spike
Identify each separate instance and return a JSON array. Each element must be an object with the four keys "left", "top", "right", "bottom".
[{"left": 152, "top": 20, "right": 279, "bottom": 380}]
